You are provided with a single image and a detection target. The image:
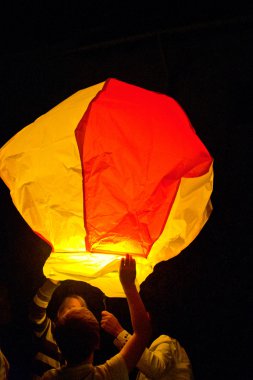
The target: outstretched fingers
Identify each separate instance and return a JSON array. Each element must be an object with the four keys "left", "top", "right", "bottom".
[{"left": 120, "top": 254, "right": 136, "bottom": 287}]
